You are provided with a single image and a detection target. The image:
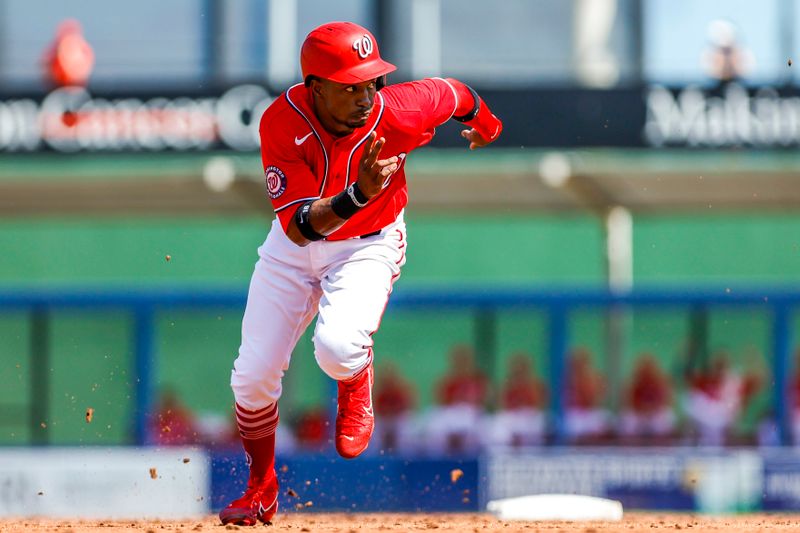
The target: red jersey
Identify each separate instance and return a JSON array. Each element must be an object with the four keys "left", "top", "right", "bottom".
[
  {"left": 436, "top": 373, "right": 489, "bottom": 407},
  {"left": 259, "top": 78, "right": 458, "bottom": 239},
  {"left": 502, "top": 378, "right": 546, "bottom": 410},
  {"left": 375, "top": 380, "right": 414, "bottom": 417},
  {"left": 629, "top": 375, "right": 670, "bottom": 413}
]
